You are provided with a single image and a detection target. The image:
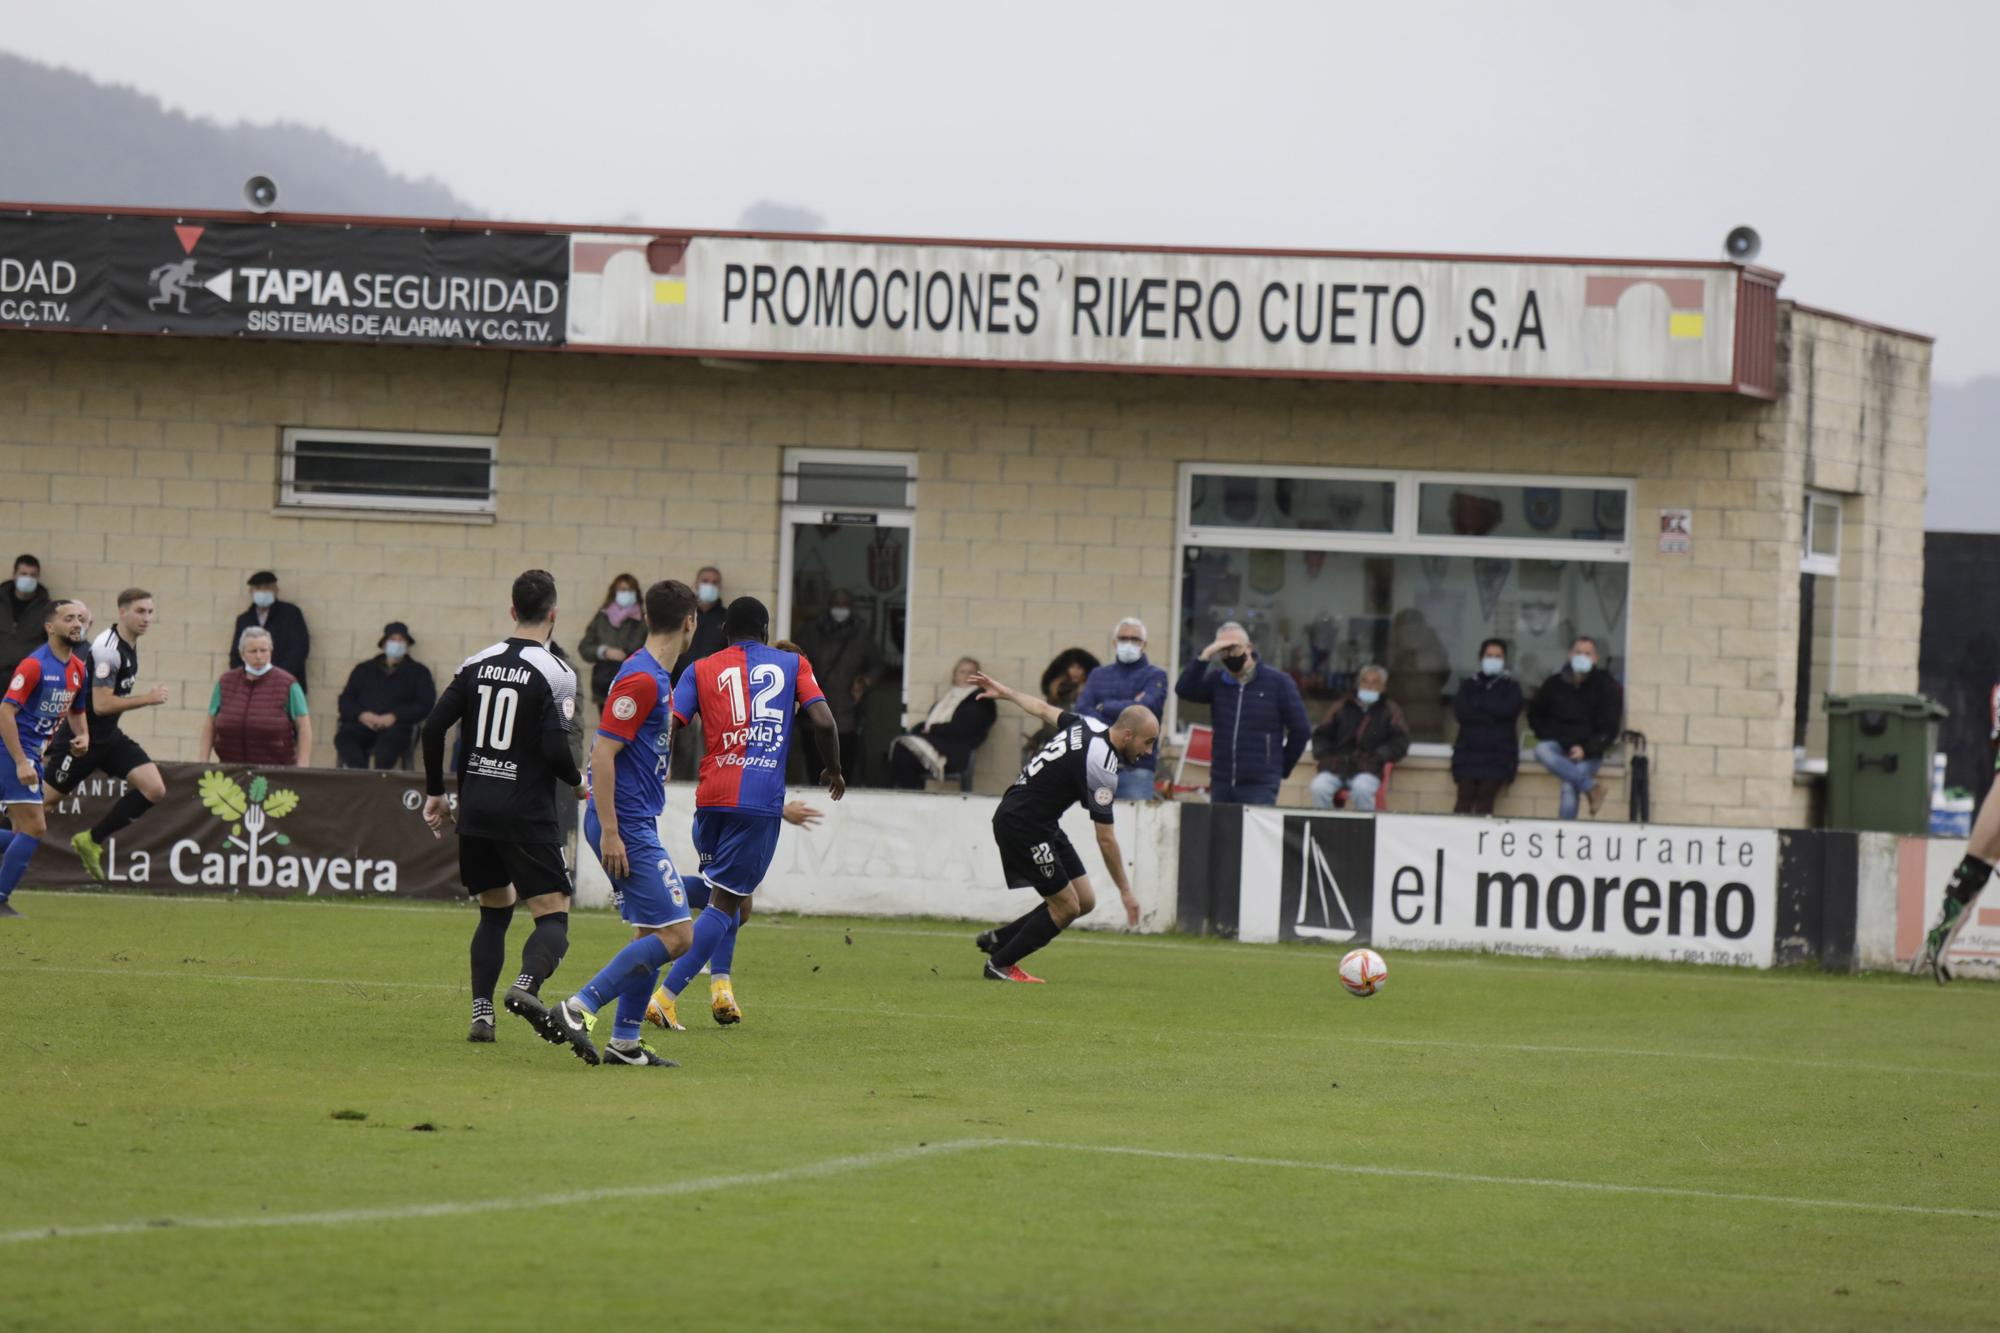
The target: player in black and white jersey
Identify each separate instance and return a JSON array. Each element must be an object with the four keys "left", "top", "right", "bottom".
[
  {"left": 420, "top": 569, "right": 585, "bottom": 1043},
  {"left": 49, "top": 588, "right": 172, "bottom": 880},
  {"left": 966, "top": 670, "right": 1158, "bottom": 982}
]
